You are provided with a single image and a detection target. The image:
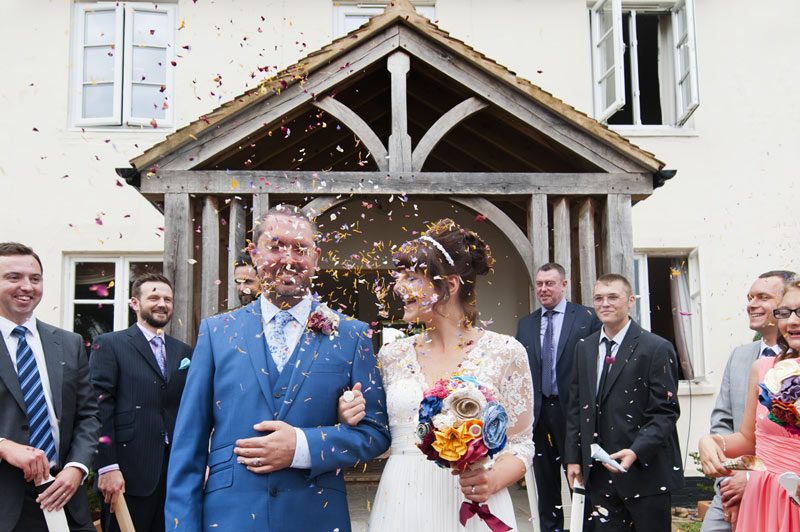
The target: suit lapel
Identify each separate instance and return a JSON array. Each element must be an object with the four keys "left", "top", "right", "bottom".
[
  {"left": 0, "top": 335, "right": 26, "bottom": 412},
  {"left": 242, "top": 303, "right": 278, "bottom": 415},
  {"left": 531, "top": 309, "right": 542, "bottom": 364},
  {"left": 556, "top": 302, "right": 576, "bottom": 362},
  {"left": 127, "top": 325, "right": 164, "bottom": 380},
  {"left": 278, "top": 327, "right": 323, "bottom": 420},
  {"left": 37, "top": 321, "right": 64, "bottom": 419},
  {"left": 599, "top": 321, "right": 641, "bottom": 403}
]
